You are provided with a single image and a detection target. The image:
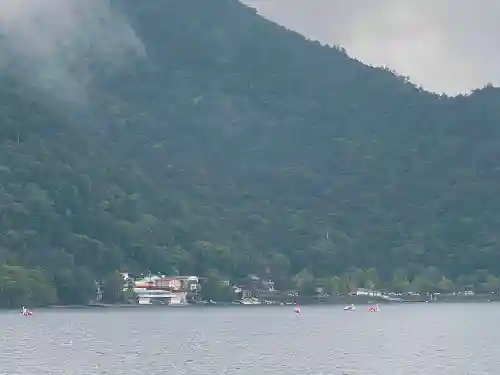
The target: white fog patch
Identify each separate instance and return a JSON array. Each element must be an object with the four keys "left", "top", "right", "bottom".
[{"left": 0, "top": 0, "right": 146, "bottom": 105}]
